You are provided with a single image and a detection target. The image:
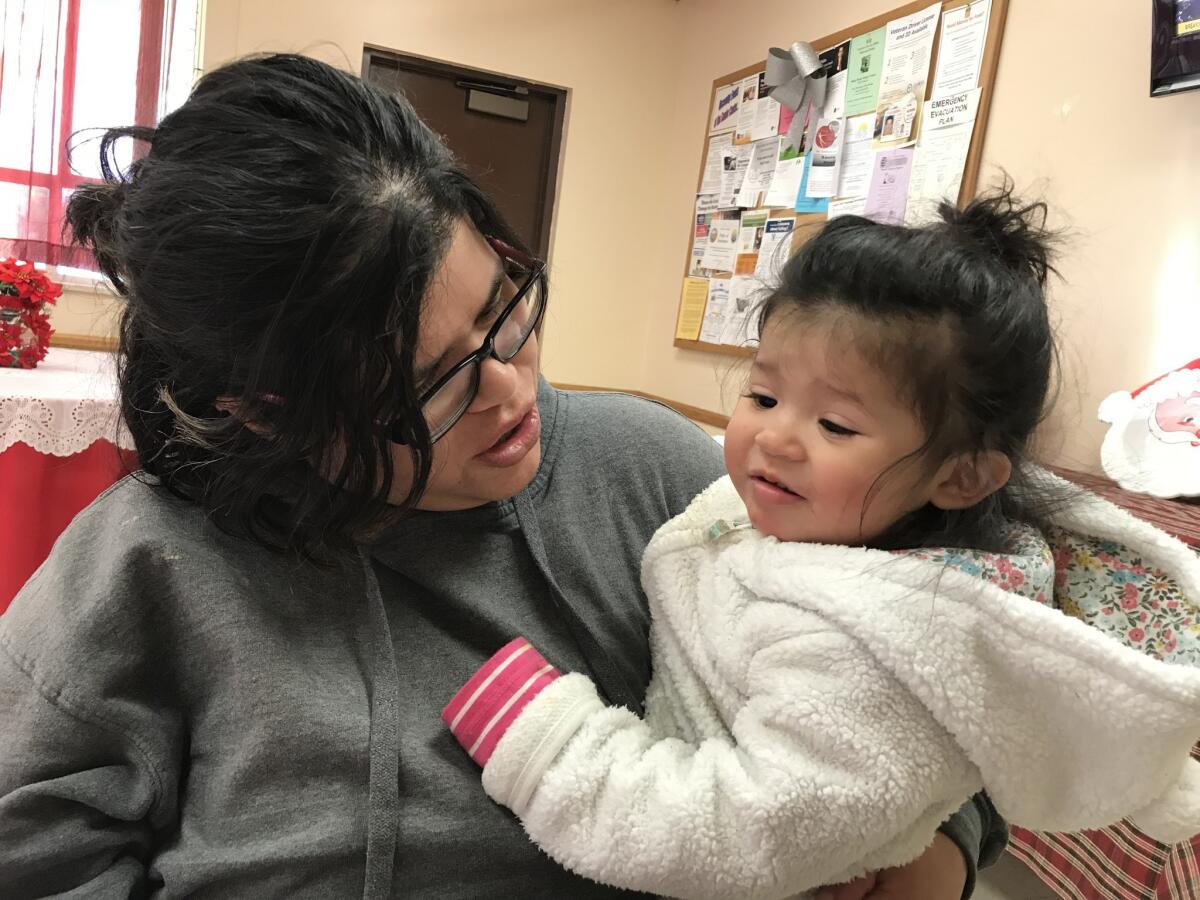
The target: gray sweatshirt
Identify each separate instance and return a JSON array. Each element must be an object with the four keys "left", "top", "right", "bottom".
[{"left": 0, "top": 380, "right": 1003, "bottom": 898}]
